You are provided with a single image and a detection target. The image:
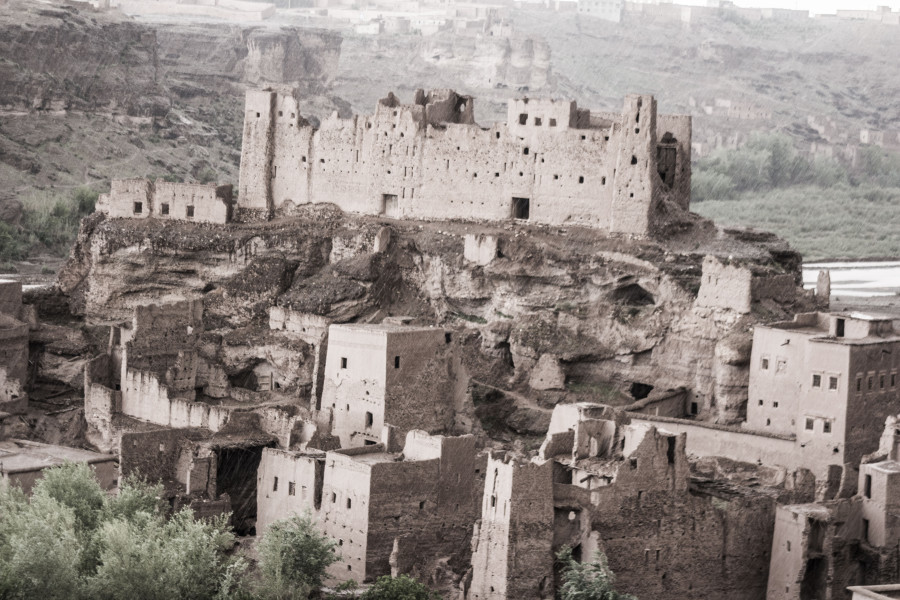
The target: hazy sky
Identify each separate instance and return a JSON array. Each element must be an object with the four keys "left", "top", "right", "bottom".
[{"left": 679, "top": 0, "right": 900, "bottom": 14}]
